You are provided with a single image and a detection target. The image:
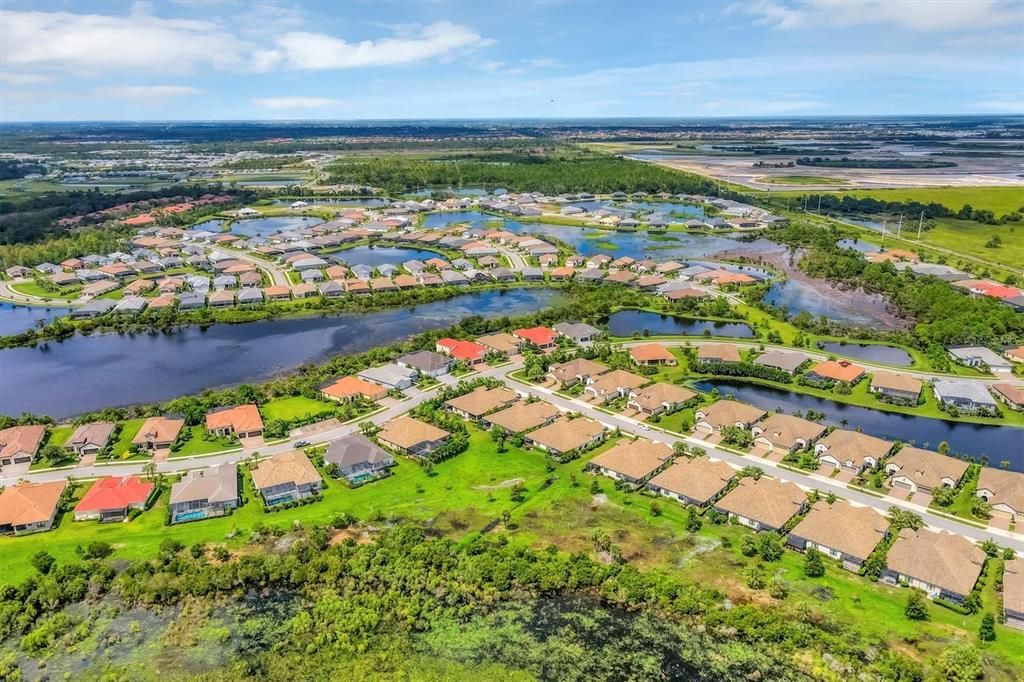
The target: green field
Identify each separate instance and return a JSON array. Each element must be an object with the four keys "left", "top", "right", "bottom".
[
  {"left": 171, "top": 425, "right": 240, "bottom": 457},
  {"left": 772, "top": 186, "right": 1024, "bottom": 214},
  {"left": 261, "top": 395, "right": 335, "bottom": 421},
  {"left": 9, "top": 280, "right": 81, "bottom": 300}
]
